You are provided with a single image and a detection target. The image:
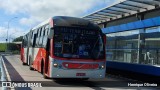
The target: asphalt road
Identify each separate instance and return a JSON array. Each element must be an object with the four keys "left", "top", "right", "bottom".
[{"left": 1, "top": 55, "right": 158, "bottom": 90}]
